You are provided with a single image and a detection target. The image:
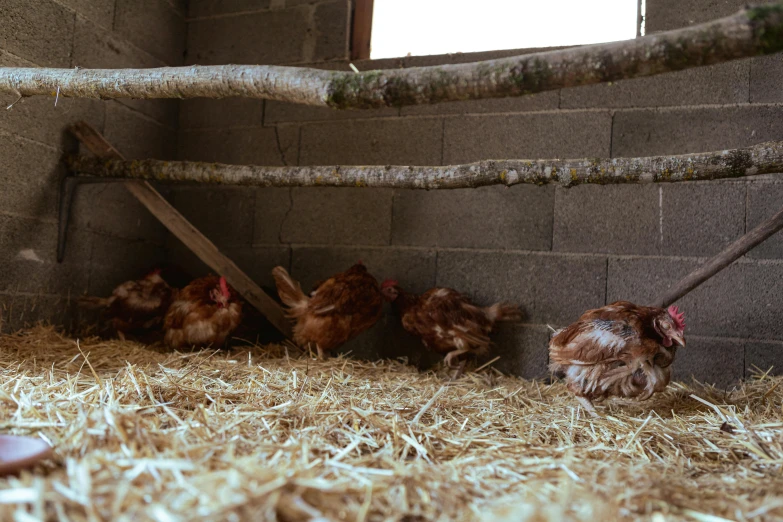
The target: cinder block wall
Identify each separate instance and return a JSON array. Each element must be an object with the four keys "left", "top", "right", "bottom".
[
  {"left": 0, "top": 0, "right": 184, "bottom": 332},
  {"left": 172, "top": 0, "right": 783, "bottom": 386}
]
